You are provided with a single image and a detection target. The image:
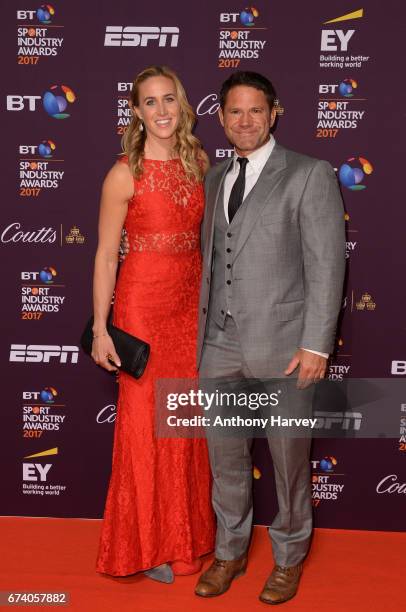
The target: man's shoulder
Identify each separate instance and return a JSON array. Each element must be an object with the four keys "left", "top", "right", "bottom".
[
  {"left": 277, "top": 143, "right": 333, "bottom": 173},
  {"left": 205, "top": 158, "right": 230, "bottom": 184}
]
